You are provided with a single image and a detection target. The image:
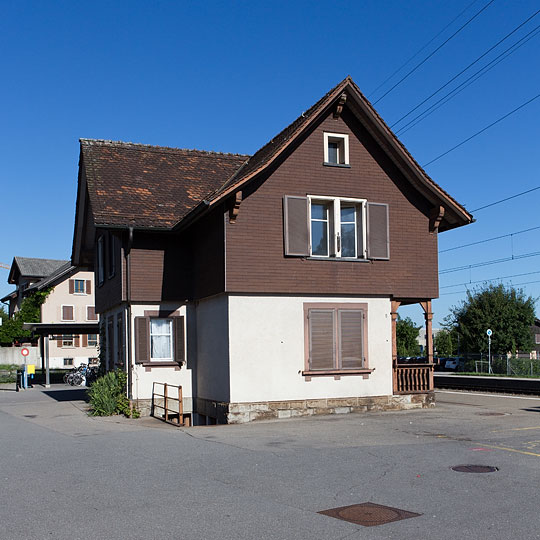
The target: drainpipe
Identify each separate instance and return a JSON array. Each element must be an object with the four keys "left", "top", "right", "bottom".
[{"left": 126, "top": 227, "right": 134, "bottom": 402}]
